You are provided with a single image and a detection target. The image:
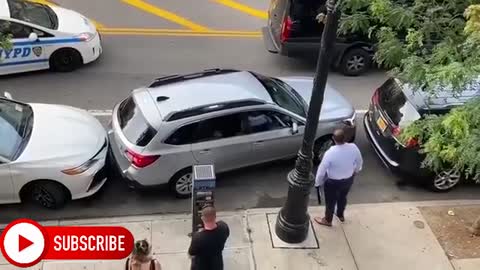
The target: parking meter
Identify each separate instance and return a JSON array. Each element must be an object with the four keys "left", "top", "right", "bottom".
[{"left": 191, "top": 164, "right": 216, "bottom": 234}]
